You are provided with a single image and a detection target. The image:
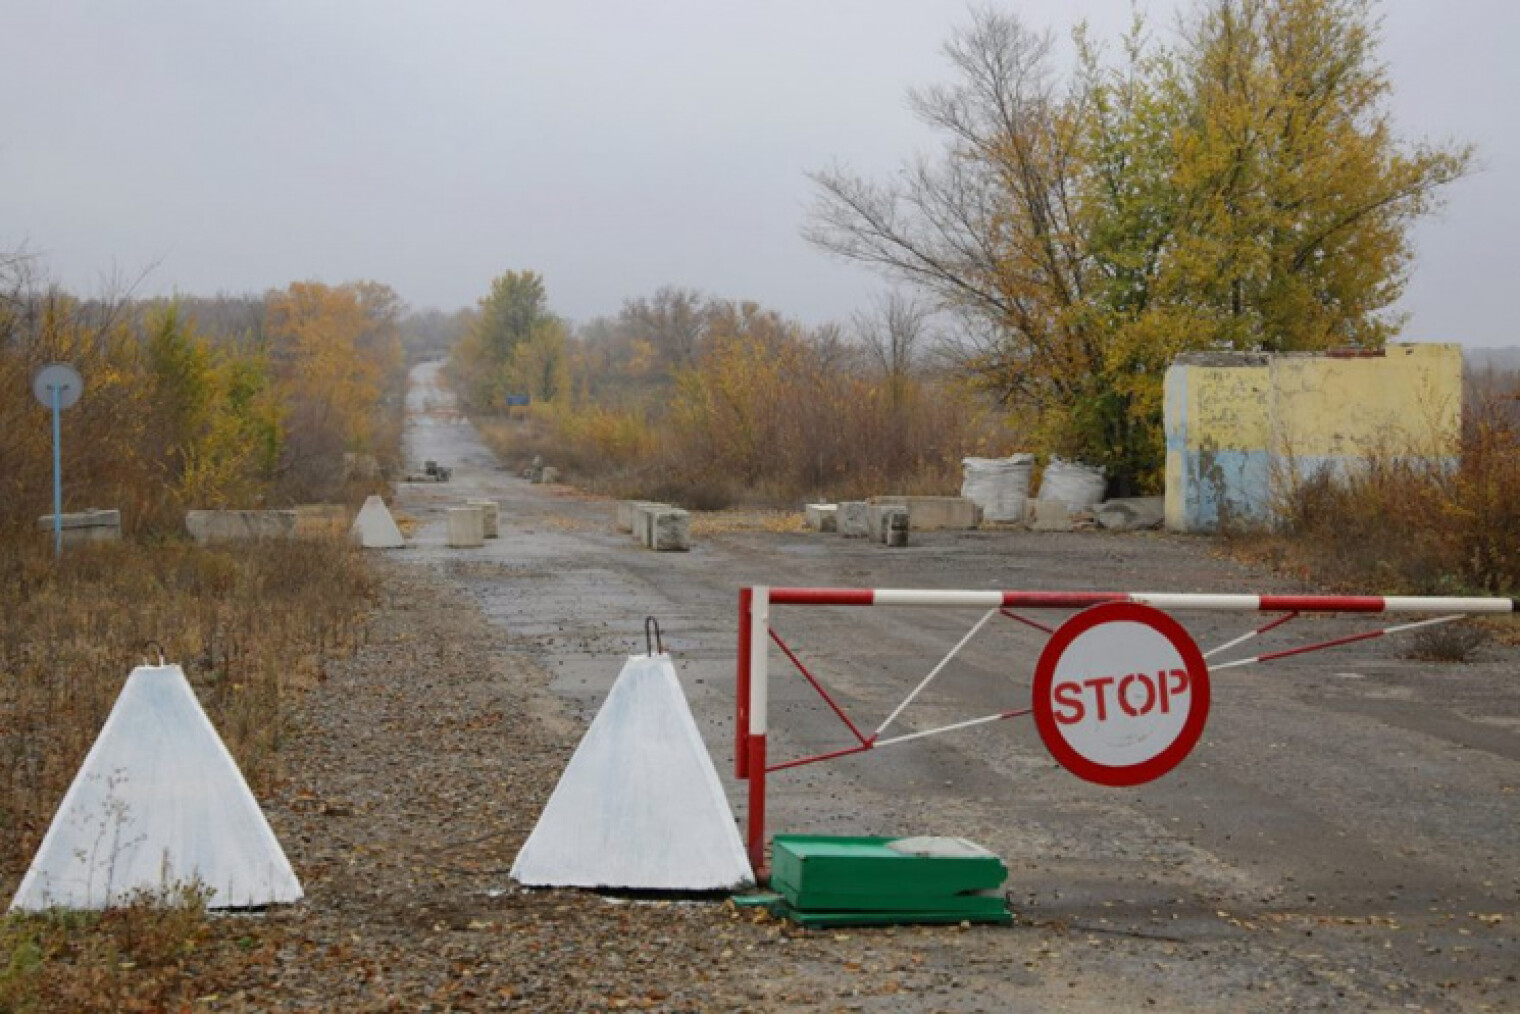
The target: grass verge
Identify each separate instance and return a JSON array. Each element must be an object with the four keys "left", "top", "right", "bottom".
[{"left": 0, "top": 533, "right": 372, "bottom": 1009}]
